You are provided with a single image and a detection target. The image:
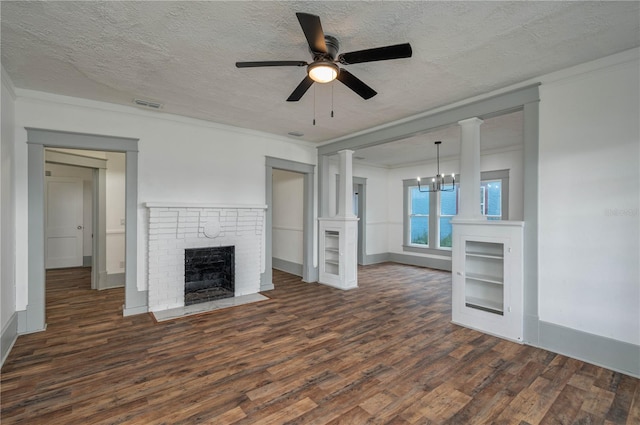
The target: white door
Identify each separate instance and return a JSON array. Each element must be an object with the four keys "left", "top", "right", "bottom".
[{"left": 45, "top": 176, "right": 84, "bottom": 269}]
